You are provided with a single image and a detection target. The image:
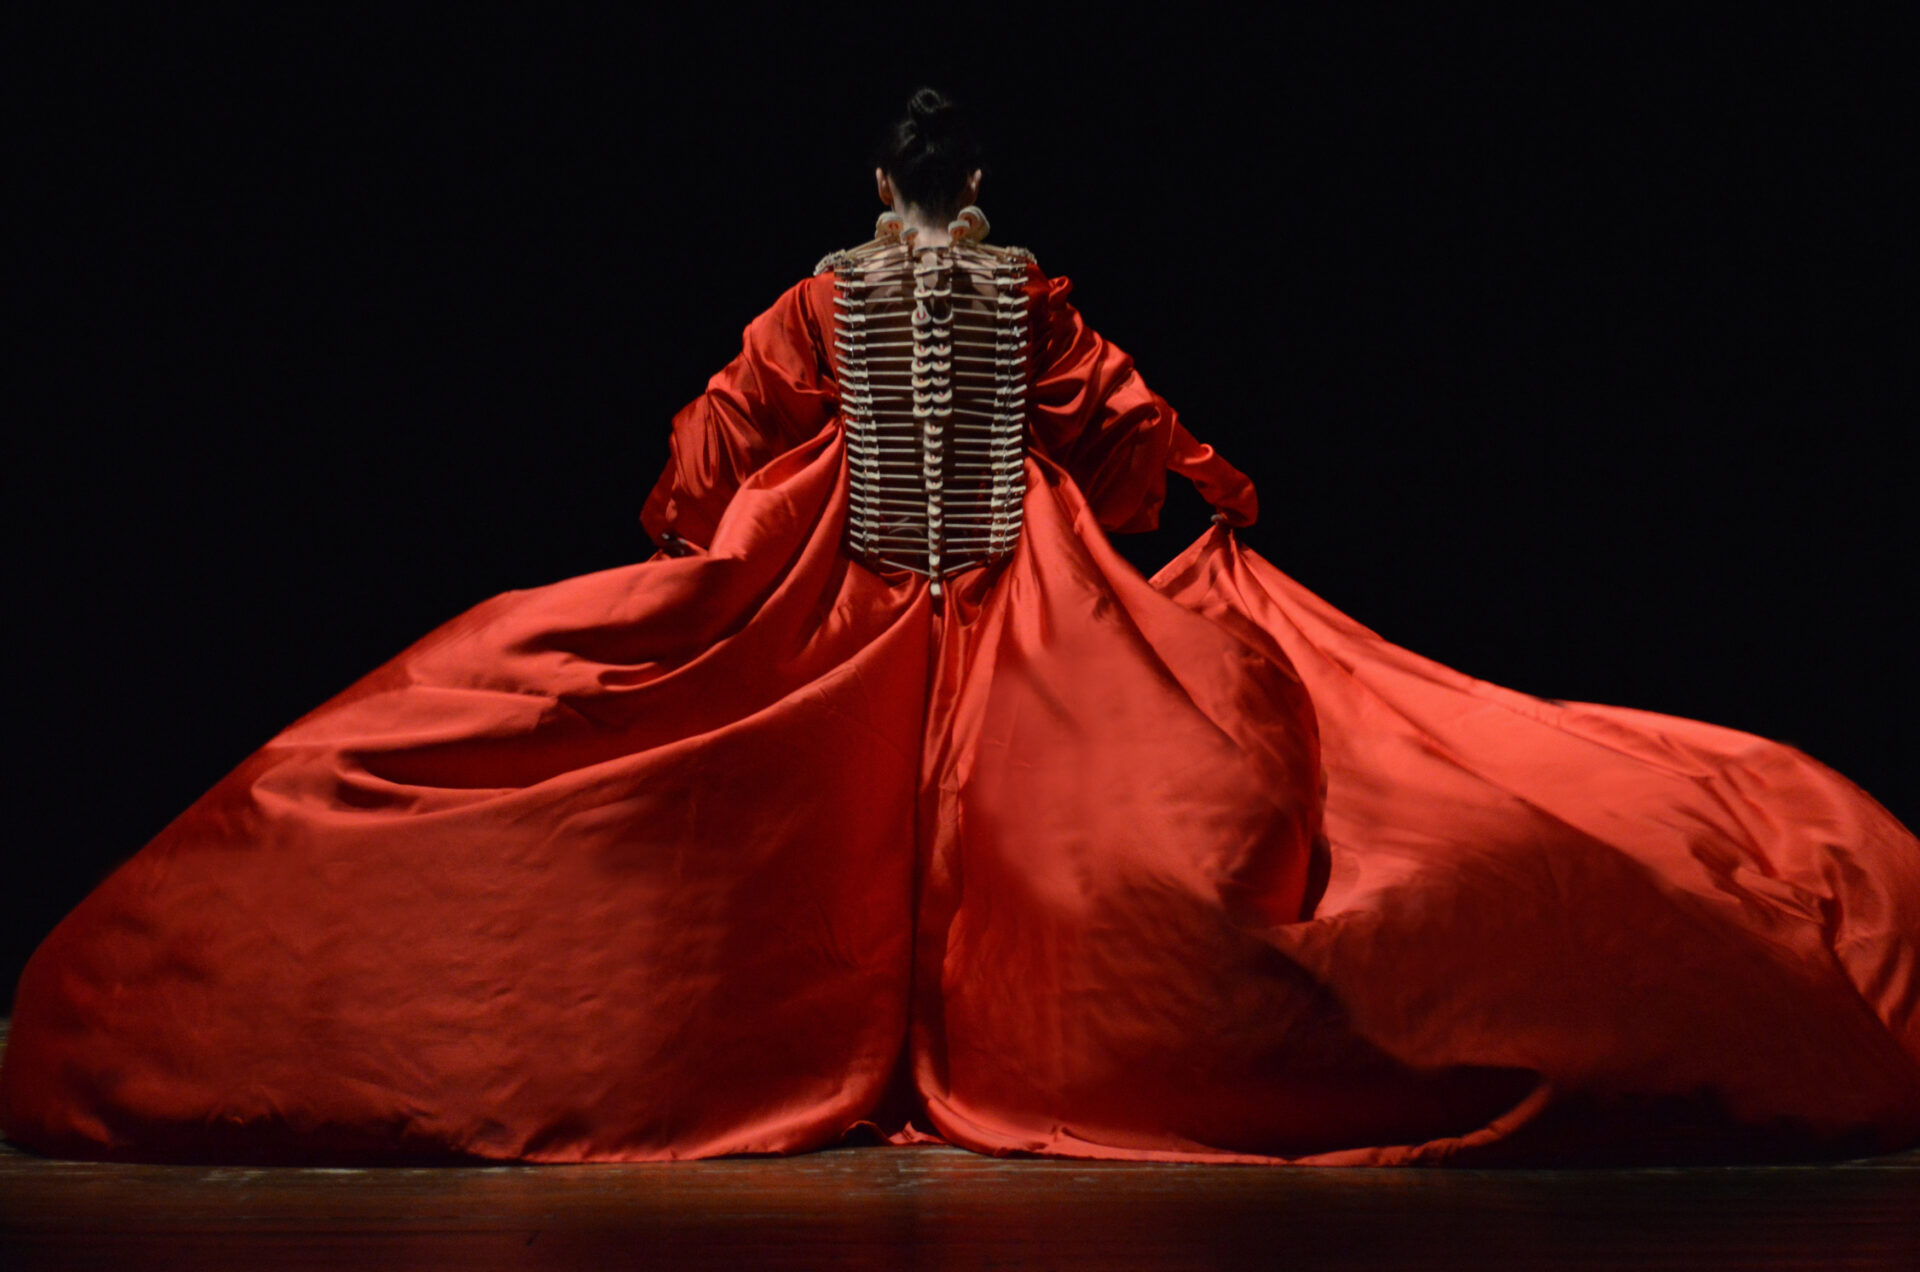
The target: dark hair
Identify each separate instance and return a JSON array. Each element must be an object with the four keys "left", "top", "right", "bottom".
[{"left": 872, "top": 87, "right": 984, "bottom": 223}]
